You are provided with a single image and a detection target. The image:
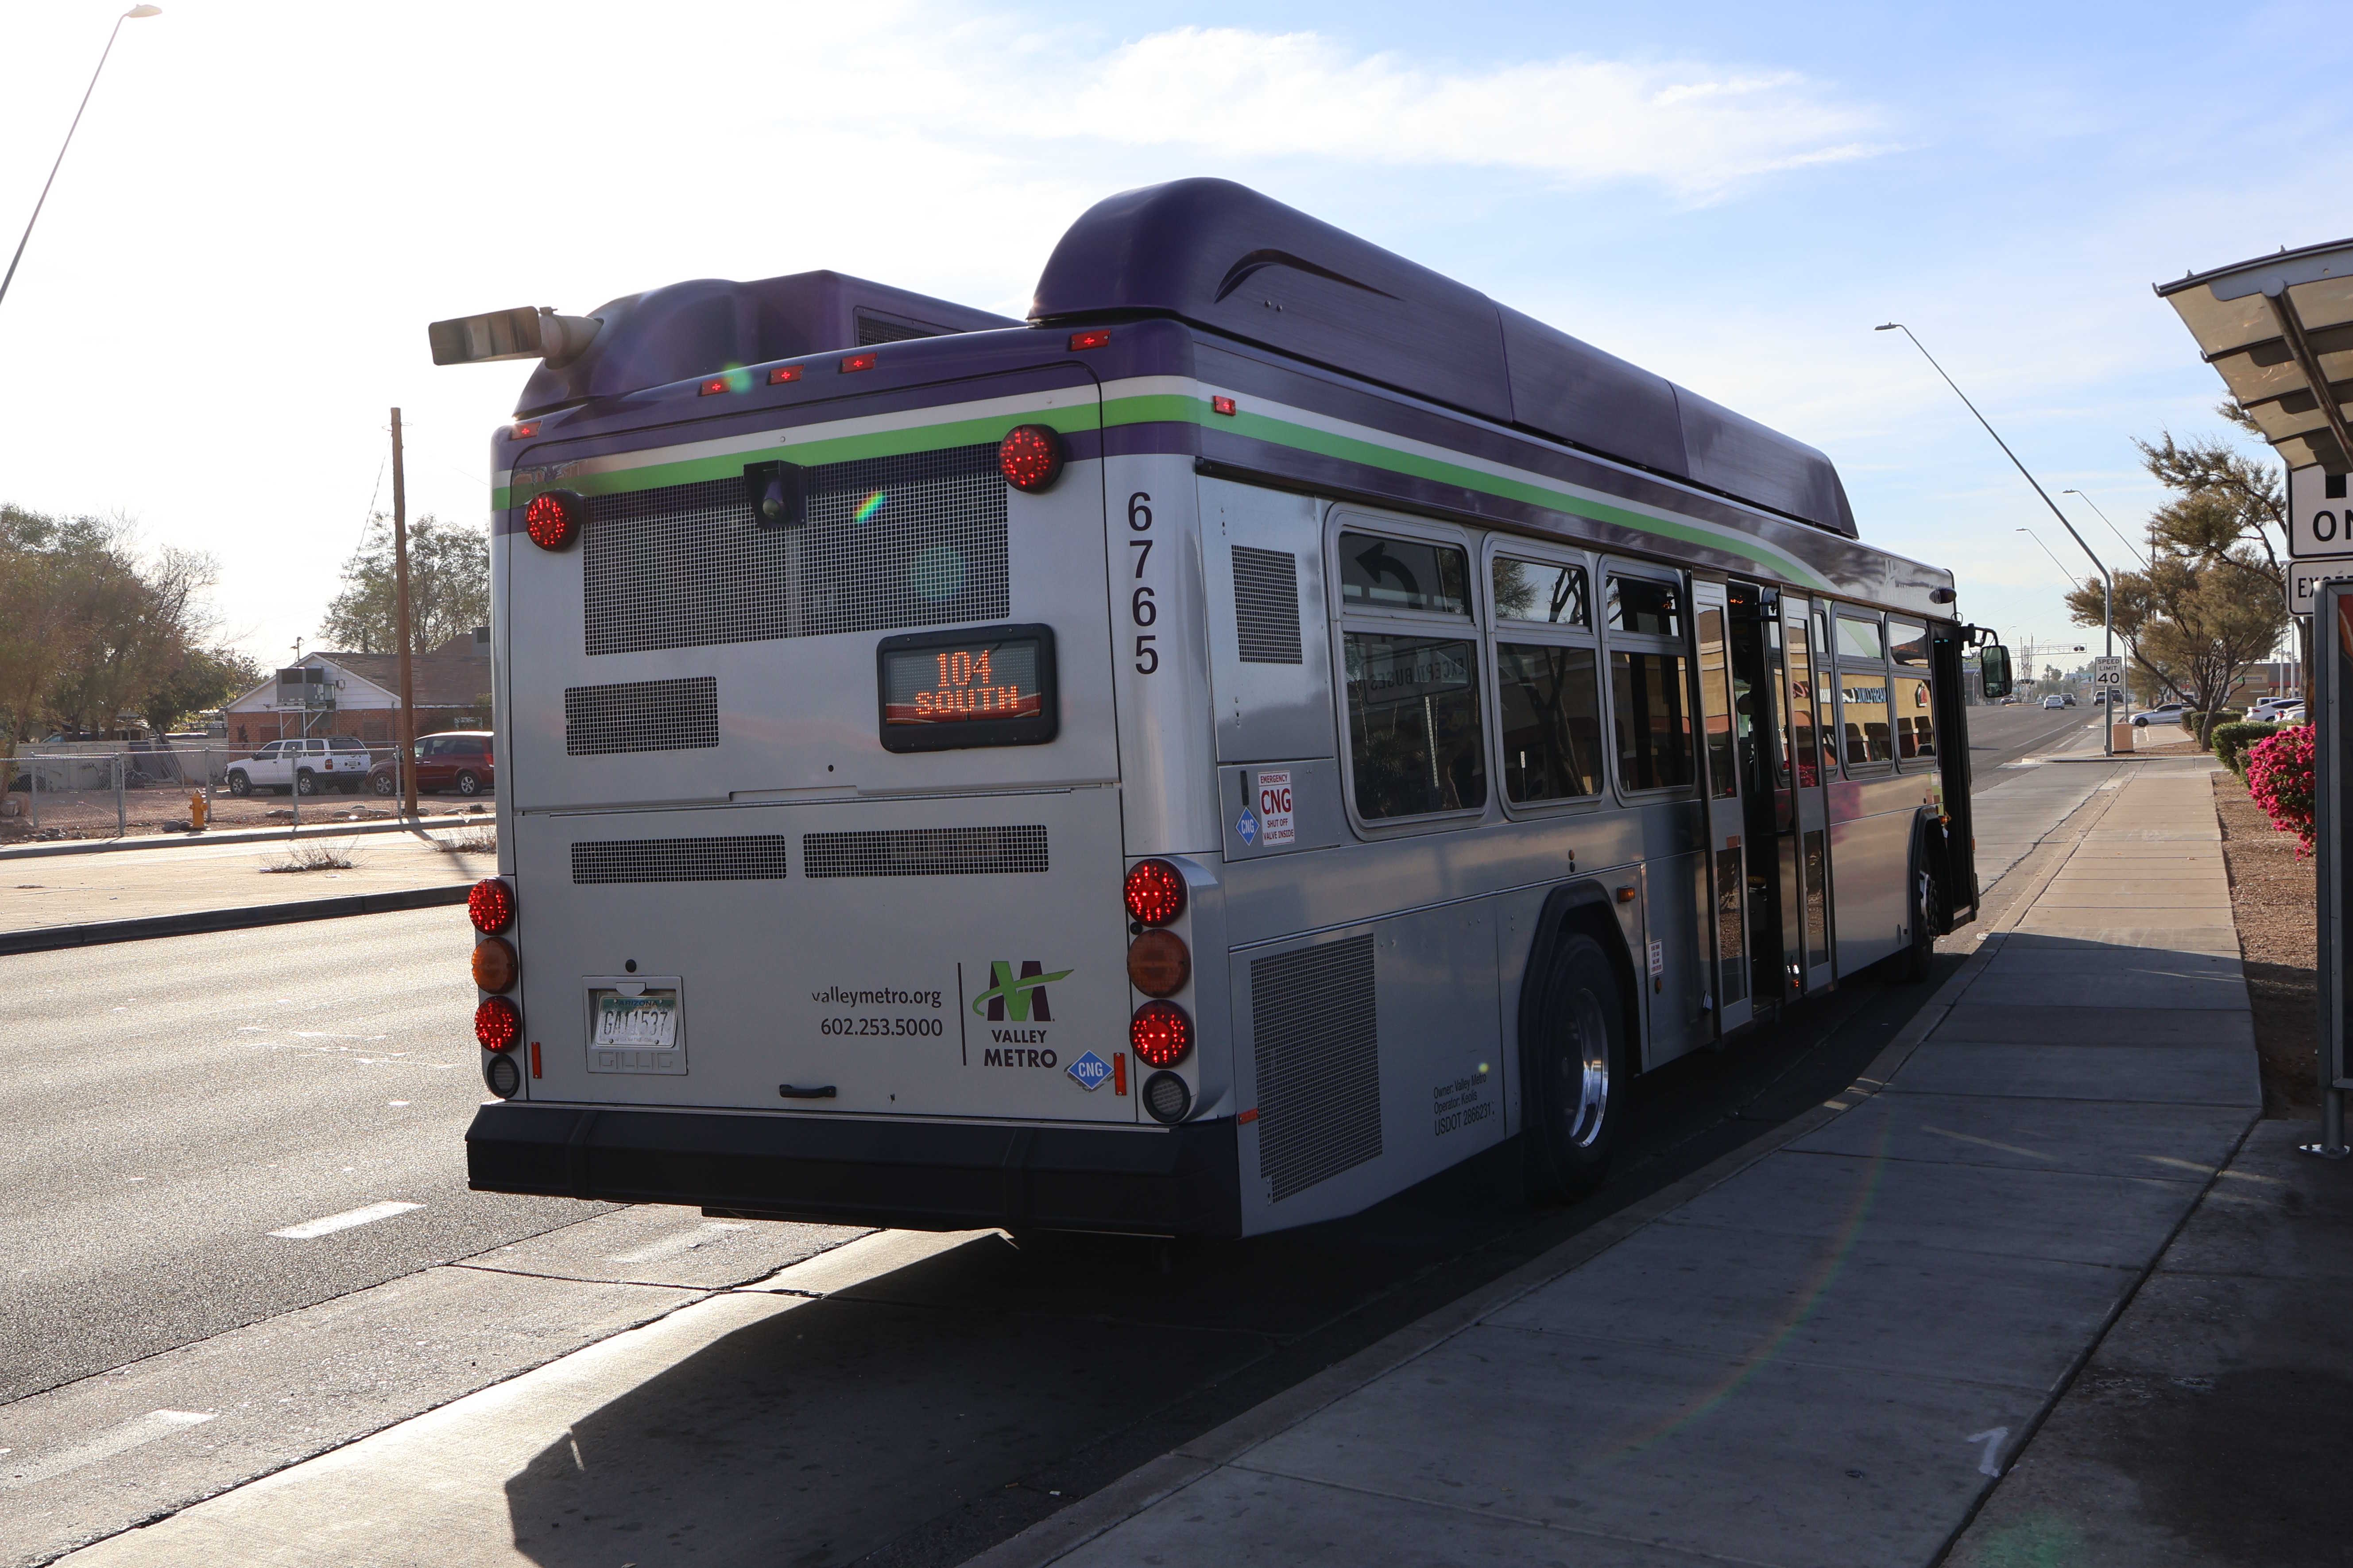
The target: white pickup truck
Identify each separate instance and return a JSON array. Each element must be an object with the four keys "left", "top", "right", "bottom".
[{"left": 224, "top": 737, "right": 374, "bottom": 796}]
